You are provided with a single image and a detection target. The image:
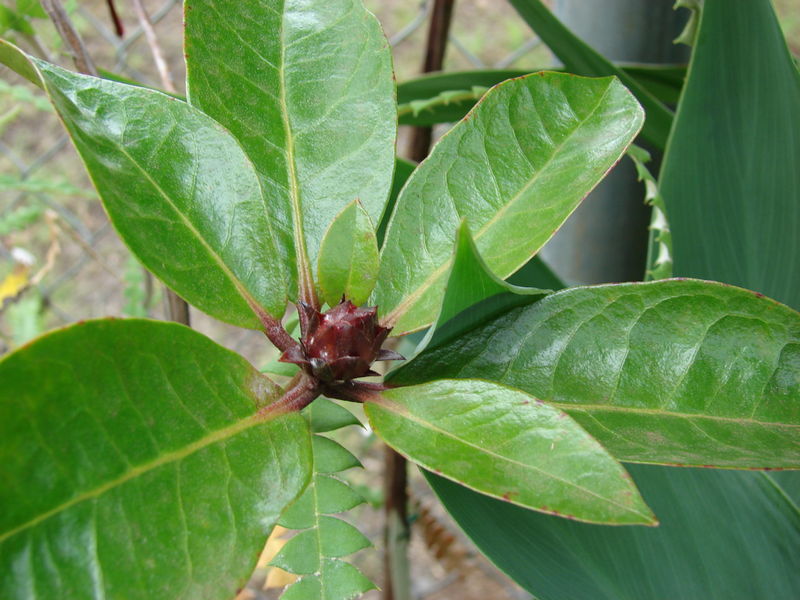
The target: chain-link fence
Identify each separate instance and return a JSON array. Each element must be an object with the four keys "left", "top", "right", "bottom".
[{"left": 0, "top": 0, "right": 550, "bottom": 363}]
